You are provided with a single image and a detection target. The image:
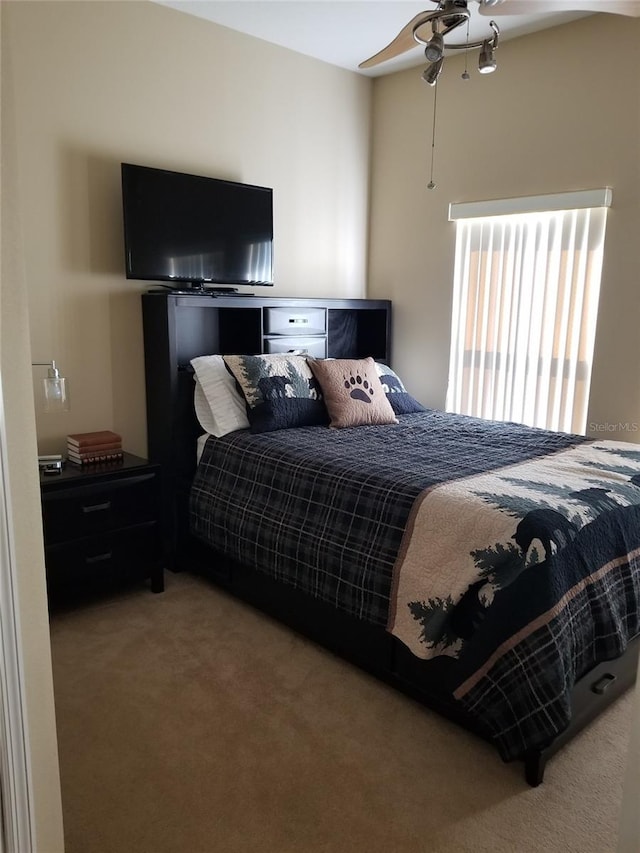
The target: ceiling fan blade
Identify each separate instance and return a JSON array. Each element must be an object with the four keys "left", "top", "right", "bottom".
[
  {"left": 478, "top": 0, "right": 640, "bottom": 16},
  {"left": 359, "top": 11, "right": 434, "bottom": 69}
]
